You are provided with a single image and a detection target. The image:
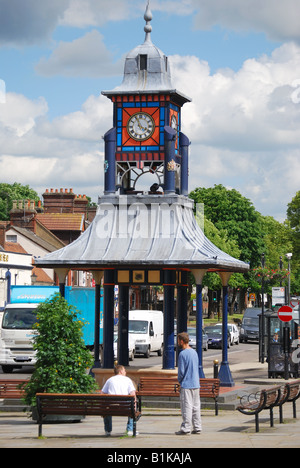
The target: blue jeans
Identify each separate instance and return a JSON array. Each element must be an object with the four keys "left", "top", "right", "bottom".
[{"left": 104, "top": 416, "right": 133, "bottom": 433}]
